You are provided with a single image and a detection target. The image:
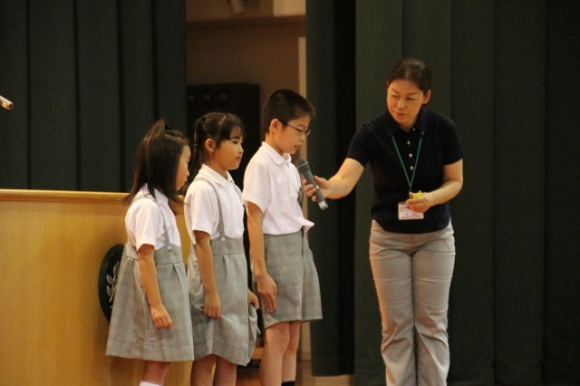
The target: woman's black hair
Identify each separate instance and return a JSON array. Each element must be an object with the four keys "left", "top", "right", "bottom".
[
  {"left": 261, "top": 89, "right": 315, "bottom": 133},
  {"left": 123, "top": 119, "right": 188, "bottom": 206},
  {"left": 188, "top": 112, "right": 245, "bottom": 178},
  {"left": 386, "top": 58, "right": 432, "bottom": 94}
]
